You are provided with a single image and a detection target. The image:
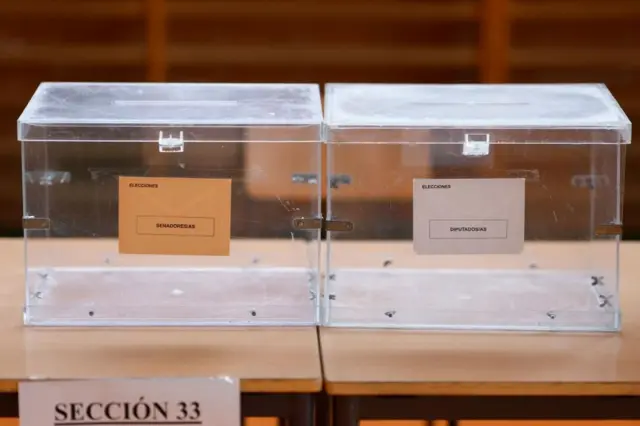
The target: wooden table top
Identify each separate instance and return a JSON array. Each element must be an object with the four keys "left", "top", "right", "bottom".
[
  {"left": 0, "top": 239, "right": 322, "bottom": 394},
  {"left": 321, "top": 242, "right": 640, "bottom": 396}
]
